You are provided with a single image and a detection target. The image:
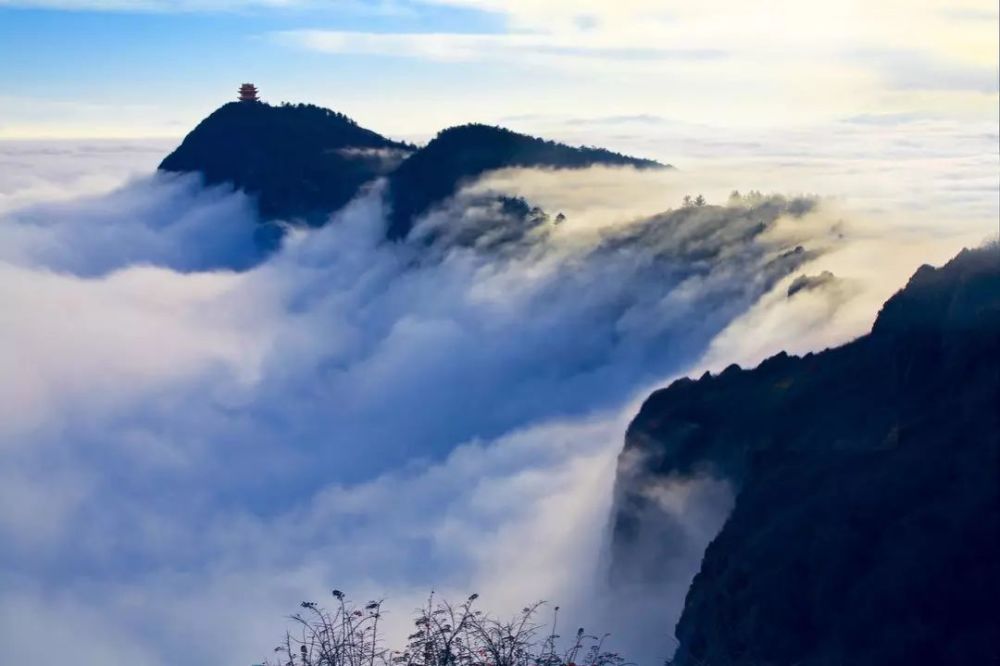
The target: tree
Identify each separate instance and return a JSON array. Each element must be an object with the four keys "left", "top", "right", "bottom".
[{"left": 693, "top": 195, "right": 706, "bottom": 207}]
